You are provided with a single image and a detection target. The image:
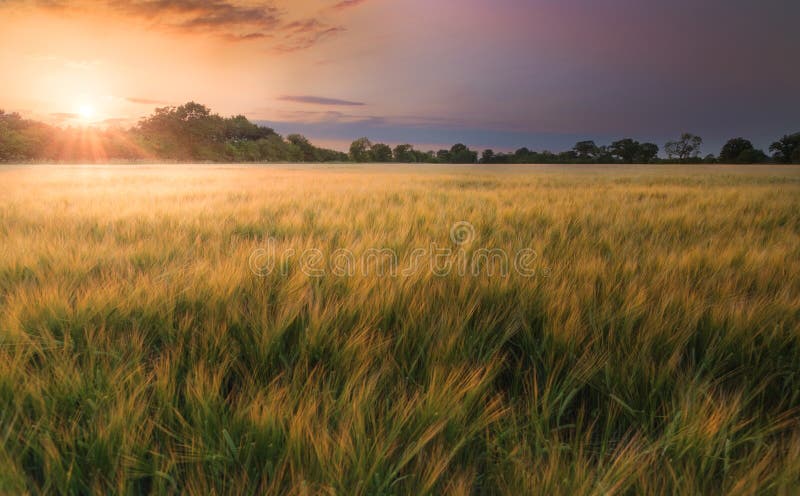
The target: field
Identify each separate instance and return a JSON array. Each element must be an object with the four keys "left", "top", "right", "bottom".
[{"left": 1, "top": 164, "right": 799, "bottom": 494}]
